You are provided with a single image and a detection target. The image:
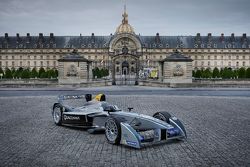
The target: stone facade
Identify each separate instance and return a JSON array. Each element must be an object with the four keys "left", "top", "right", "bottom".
[
  {"left": 57, "top": 50, "right": 92, "bottom": 84},
  {"left": 0, "top": 8, "right": 250, "bottom": 84}
]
